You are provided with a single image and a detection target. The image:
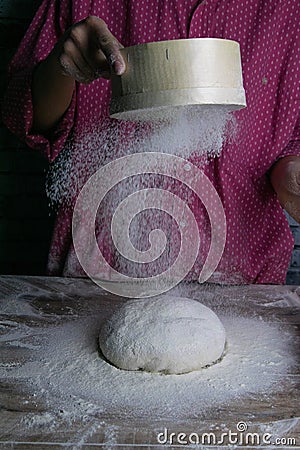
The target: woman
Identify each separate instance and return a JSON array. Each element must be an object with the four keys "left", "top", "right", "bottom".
[{"left": 2, "top": 0, "right": 300, "bottom": 283}]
